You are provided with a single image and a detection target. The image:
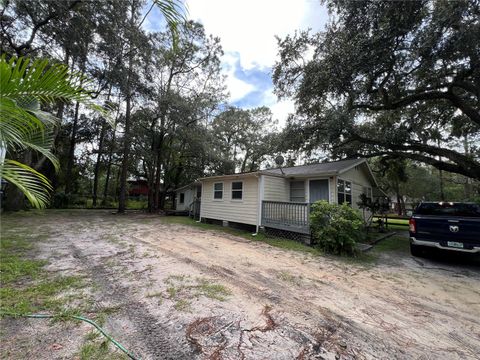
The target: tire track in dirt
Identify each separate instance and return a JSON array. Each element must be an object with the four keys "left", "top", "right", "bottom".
[
  {"left": 130, "top": 225, "right": 480, "bottom": 360},
  {"left": 69, "top": 244, "right": 196, "bottom": 360},
  {"left": 131, "top": 235, "right": 408, "bottom": 358}
]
